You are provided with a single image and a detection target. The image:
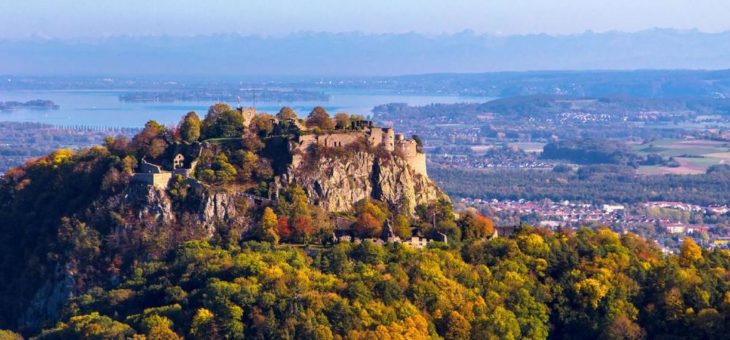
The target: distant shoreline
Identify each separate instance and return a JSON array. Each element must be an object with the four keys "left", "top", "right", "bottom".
[{"left": 0, "top": 99, "right": 59, "bottom": 112}]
